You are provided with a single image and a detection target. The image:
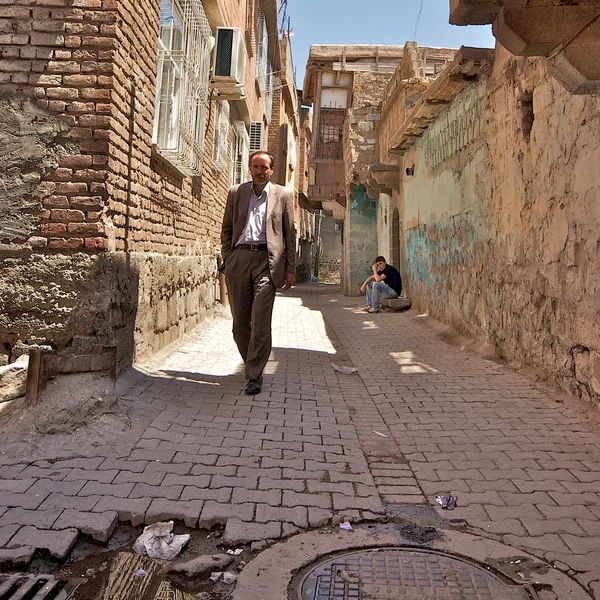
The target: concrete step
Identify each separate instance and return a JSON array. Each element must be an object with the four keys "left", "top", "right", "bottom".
[{"left": 381, "top": 297, "right": 412, "bottom": 311}]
